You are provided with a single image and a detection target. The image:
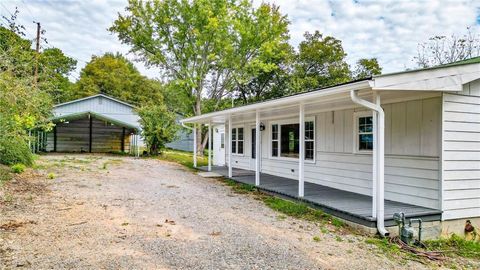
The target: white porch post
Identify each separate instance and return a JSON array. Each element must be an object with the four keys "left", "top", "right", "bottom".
[
  {"left": 255, "top": 110, "right": 260, "bottom": 186},
  {"left": 228, "top": 115, "right": 233, "bottom": 178},
  {"left": 193, "top": 123, "right": 197, "bottom": 168},
  {"left": 208, "top": 122, "right": 212, "bottom": 171},
  {"left": 376, "top": 94, "right": 385, "bottom": 231},
  {"left": 299, "top": 103, "right": 305, "bottom": 197}
]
